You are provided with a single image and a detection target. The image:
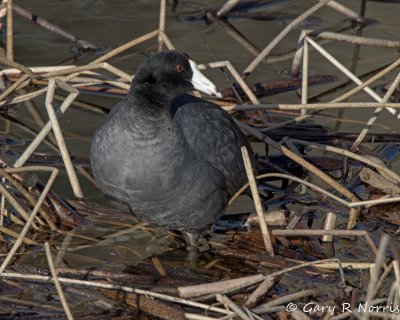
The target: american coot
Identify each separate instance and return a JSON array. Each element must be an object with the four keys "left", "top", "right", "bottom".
[{"left": 90, "top": 51, "right": 253, "bottom": 244}]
